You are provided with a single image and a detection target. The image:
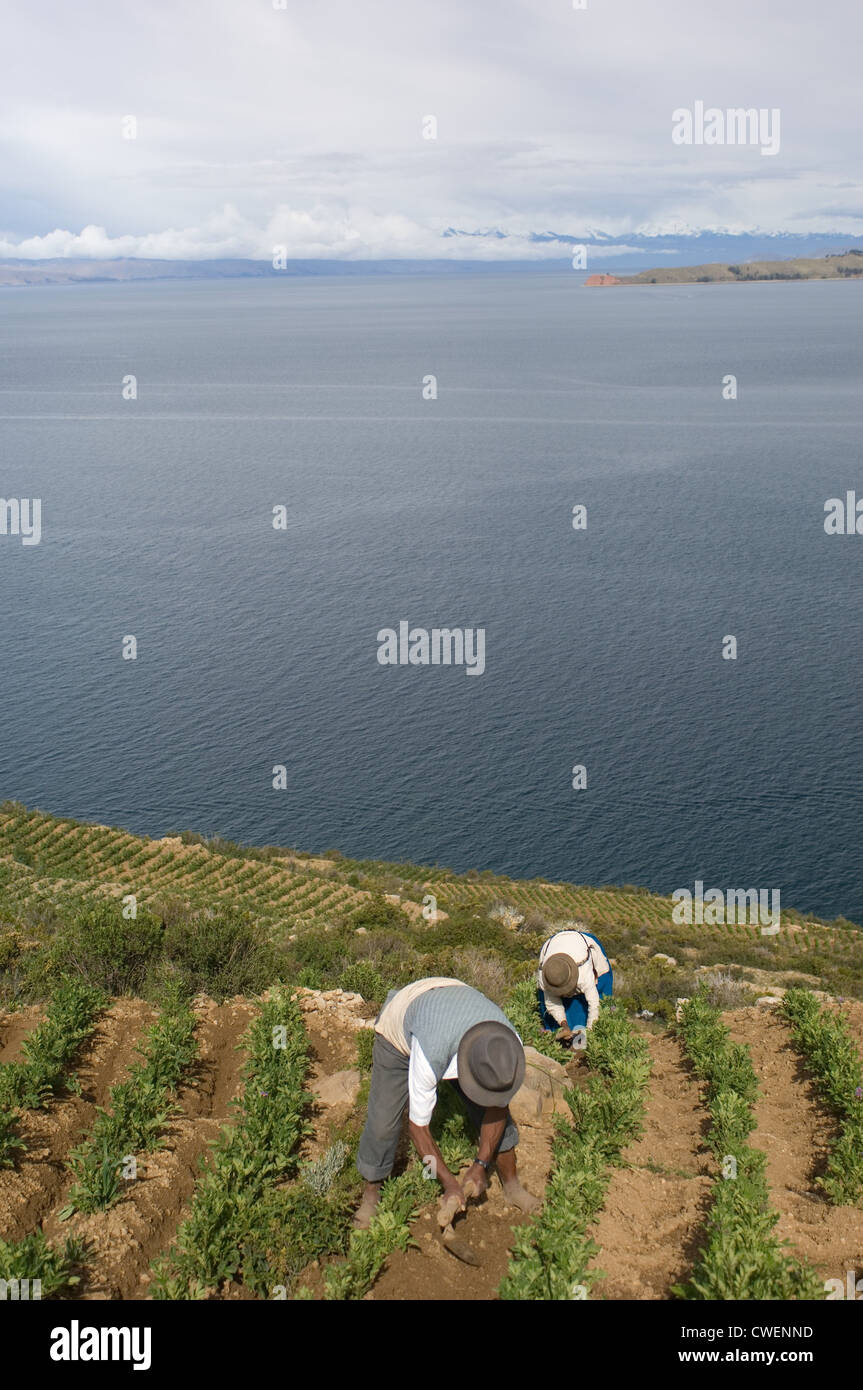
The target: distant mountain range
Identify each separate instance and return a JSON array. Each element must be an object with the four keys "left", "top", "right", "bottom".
[{"left": 1, "top": 233, "right": 861, "bottom": 287}]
